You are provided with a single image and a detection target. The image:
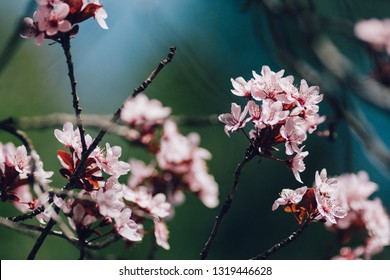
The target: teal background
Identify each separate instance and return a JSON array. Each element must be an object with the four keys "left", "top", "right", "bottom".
[{"left": 0, "top": 0, "right": 389, "bottom": 259}]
